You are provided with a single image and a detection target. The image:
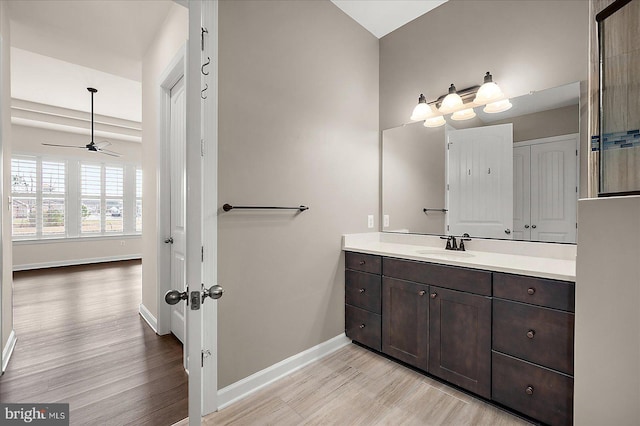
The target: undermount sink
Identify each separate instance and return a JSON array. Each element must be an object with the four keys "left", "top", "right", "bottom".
[{"left": 416, "top": 249, "right": 475, "bottom": 258}]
